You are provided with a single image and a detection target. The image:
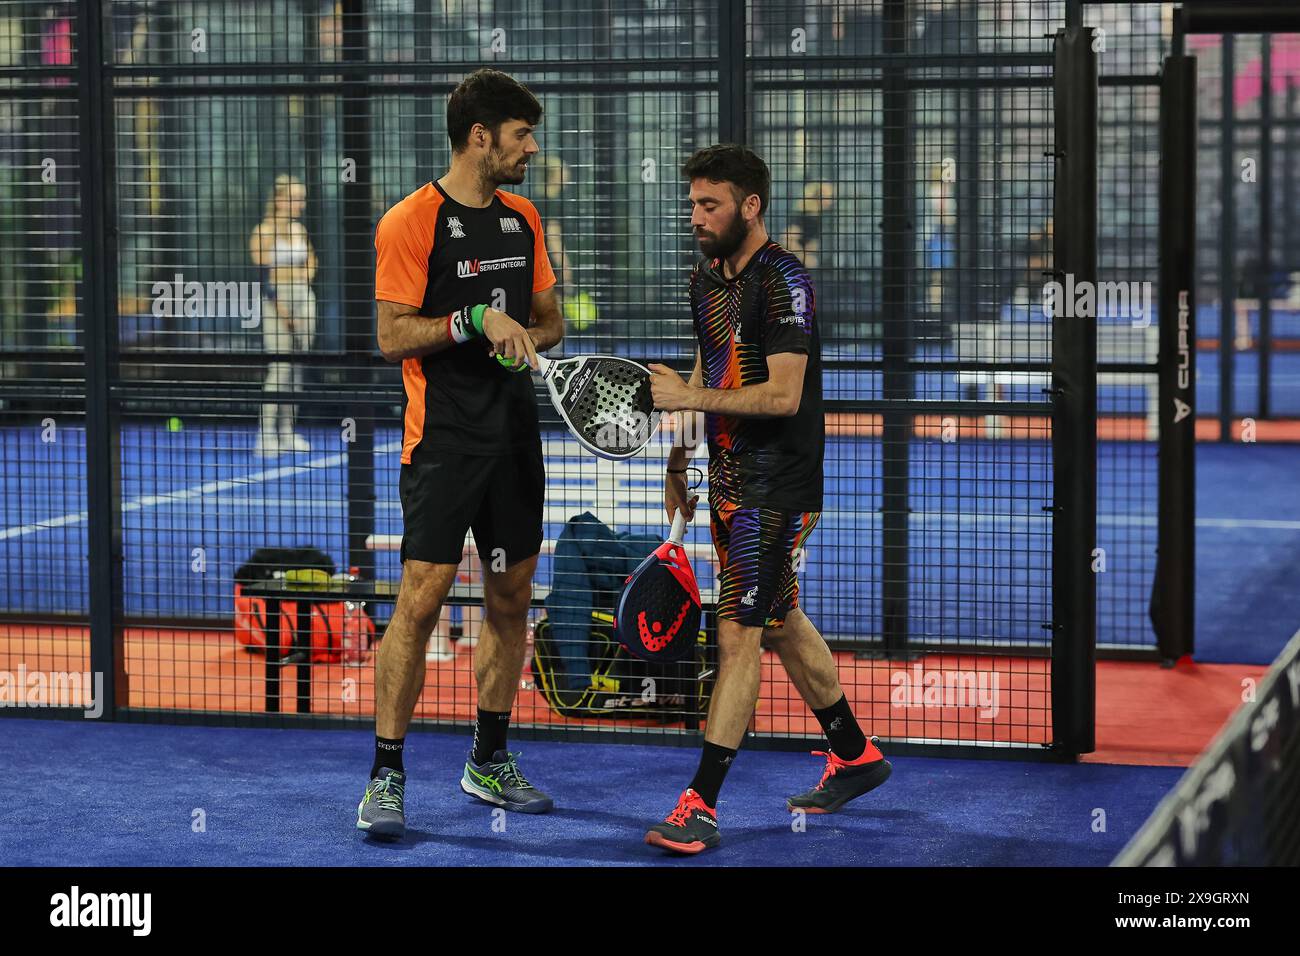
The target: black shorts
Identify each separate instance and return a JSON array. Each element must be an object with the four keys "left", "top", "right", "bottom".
[{"left": 398, "top": 445, "right": 545, "bottom": 567}]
